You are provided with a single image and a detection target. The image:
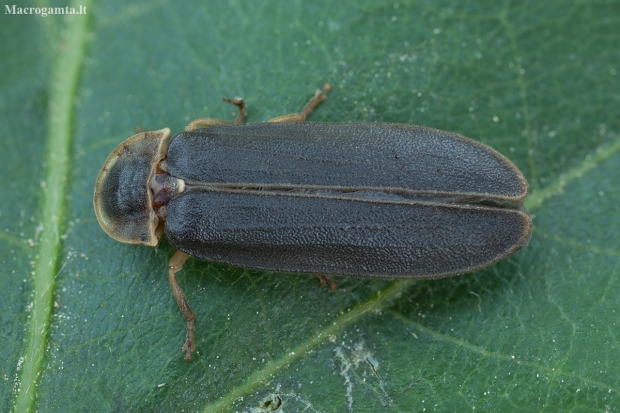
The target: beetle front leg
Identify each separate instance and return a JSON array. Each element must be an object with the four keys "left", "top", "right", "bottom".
[
  {"left": 223, "top": 97, "right": 246, "bottom": 125},
  {"left": 168, "top": 250, "right": 196, "bottom": 360},
  {"left": 185, "top": 97, "right": 247, "bottom": 130},
  {"left": 185, "top": 118, "right": 233, "bottom": 131},
  {"left": 268, "top": 83, "right": 331, "bottom": 123}
]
